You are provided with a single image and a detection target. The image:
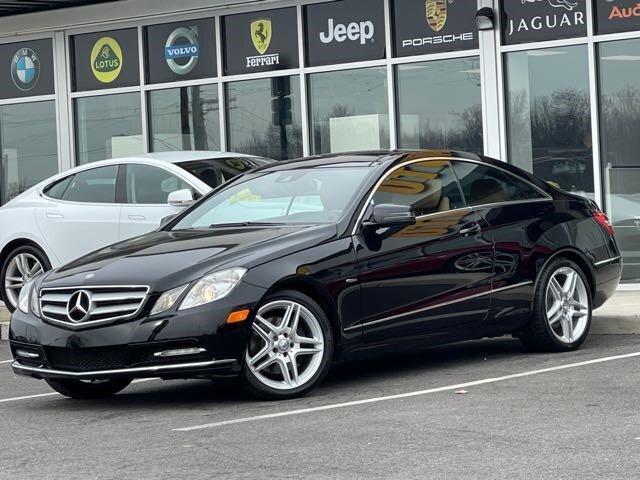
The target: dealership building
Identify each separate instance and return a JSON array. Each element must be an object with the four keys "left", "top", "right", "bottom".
[{"left": 0, "top": 0, "right": 637, "bottom": 285}]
